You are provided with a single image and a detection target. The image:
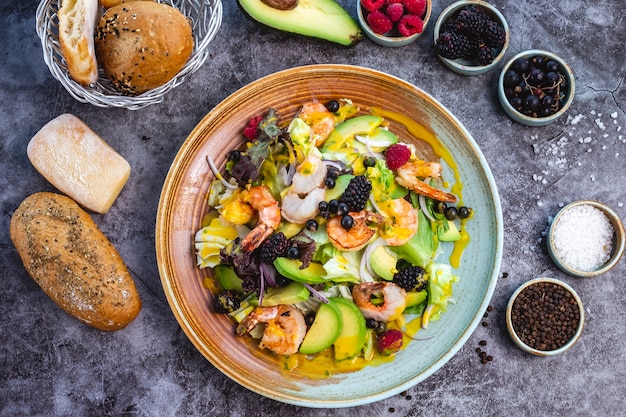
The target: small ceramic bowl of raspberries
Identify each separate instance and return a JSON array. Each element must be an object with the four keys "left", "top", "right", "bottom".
[
  {"left": 433, "top": 0, "right": 509, "bottom": 75},
  {"left": 498, "top": 49, "right": 575, "bottom": 126},
  {"left": 358, "top": 0, "right": 432, "bottom": 47}
]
